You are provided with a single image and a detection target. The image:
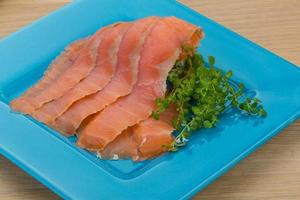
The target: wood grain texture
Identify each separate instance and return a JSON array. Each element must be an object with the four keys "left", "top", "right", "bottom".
[{"left": 0, "top": 0, "right": 299, "bottom": 199}]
